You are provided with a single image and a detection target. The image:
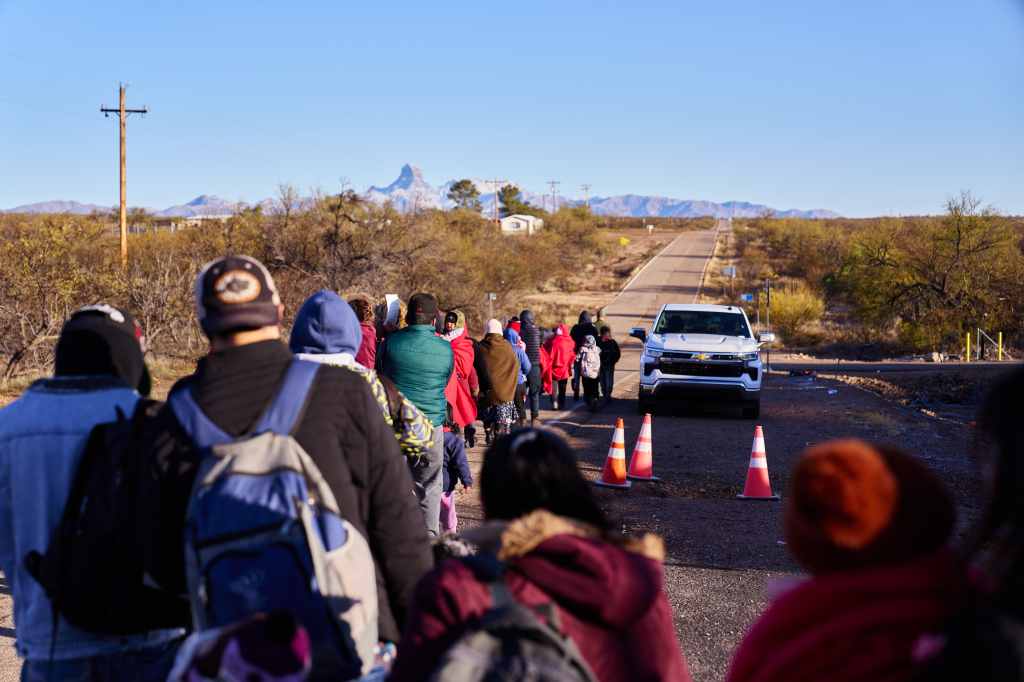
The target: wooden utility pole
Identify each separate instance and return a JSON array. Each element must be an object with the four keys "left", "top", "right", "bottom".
[{"left": 101, "top": 85, "right": 147, "bottom": 268}]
